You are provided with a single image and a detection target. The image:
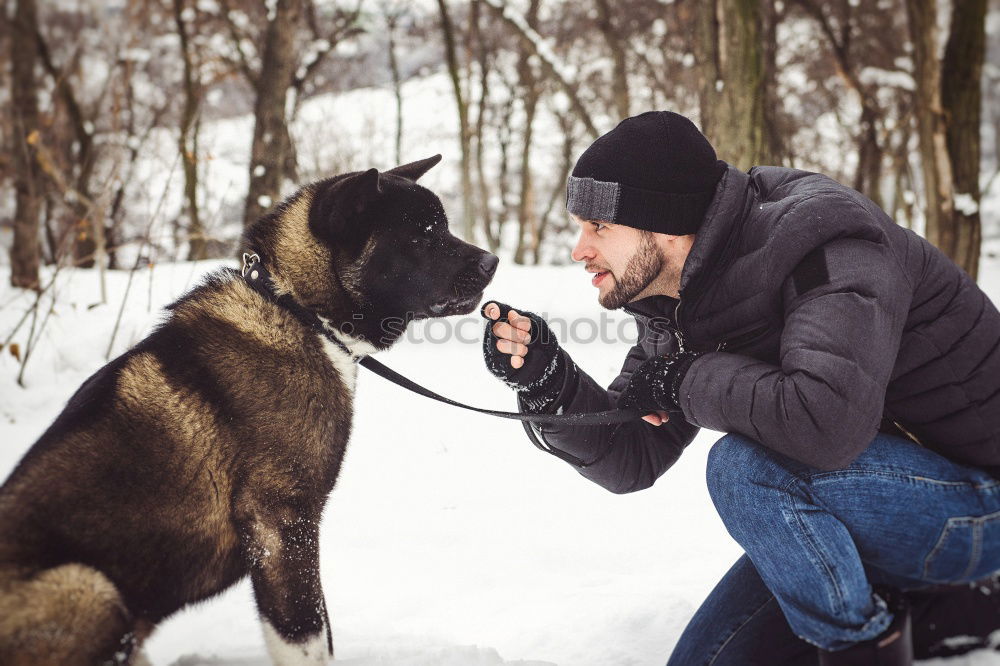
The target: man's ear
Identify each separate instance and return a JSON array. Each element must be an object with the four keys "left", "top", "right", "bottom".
[{"left": 386, "top": 154, "right": 442, "bottom": 182}]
